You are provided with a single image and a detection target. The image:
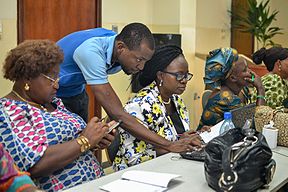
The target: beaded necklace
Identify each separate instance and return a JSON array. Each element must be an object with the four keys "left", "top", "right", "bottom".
[
  {"left": 12, "top": 90, "right": 47, "bottom": 112},
  {"left": 163, "top": 98, "right": 171, "bottom": 105}
]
